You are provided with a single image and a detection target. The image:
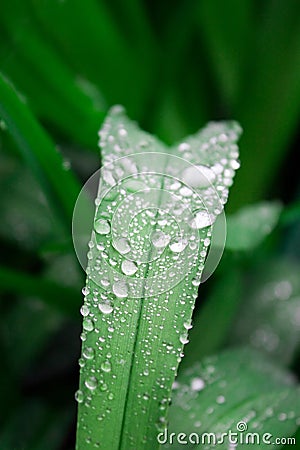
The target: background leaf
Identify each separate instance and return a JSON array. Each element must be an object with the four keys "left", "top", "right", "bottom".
[{"left": 167, "top": 348, "right": 300, "bottom": 449}]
